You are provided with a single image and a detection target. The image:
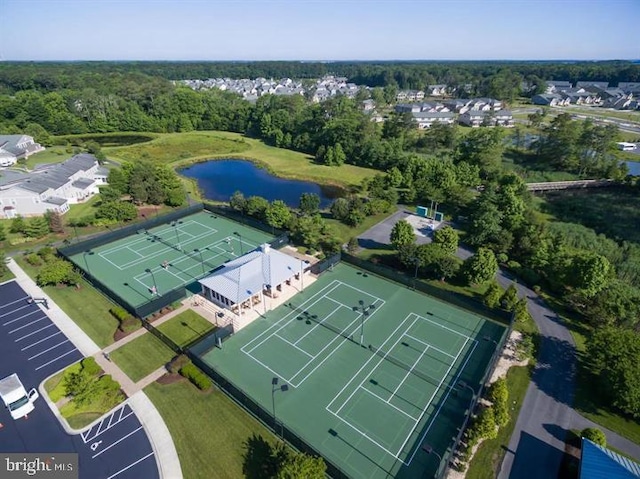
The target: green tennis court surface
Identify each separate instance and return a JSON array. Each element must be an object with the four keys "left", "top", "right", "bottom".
[
  {"left": 196, "top": 263, "right": 506, "bottom": 478},
  {"left": 68, "top": 211, "right": 273, "bottom": 309}
]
